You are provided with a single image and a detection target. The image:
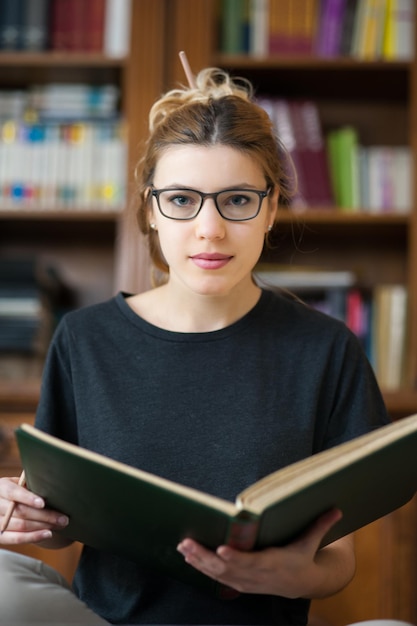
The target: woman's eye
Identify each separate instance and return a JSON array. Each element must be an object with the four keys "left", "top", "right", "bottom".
[
  {"left": 171, "top": 195, "right": 193, "bottom": 207},
  {"left": 228, "top": 194, "right": 248, "bottom": 206}
]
